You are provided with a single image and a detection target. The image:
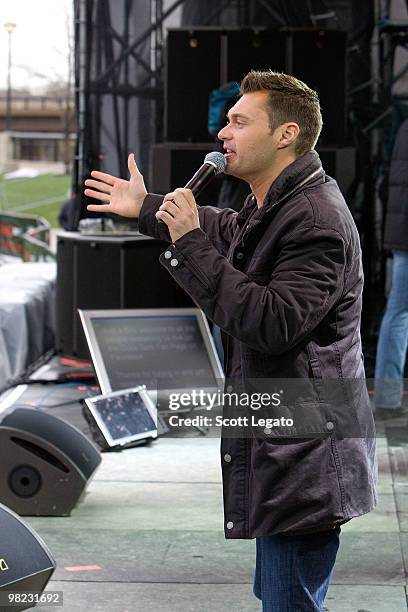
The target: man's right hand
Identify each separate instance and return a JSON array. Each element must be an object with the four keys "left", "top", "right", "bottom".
[{"left": 84, "top": 153, "right": 147, "bottom": 218}]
